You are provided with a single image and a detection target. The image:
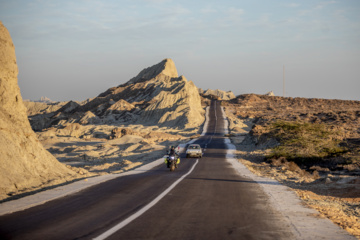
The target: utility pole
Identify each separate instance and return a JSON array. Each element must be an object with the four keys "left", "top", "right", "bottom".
[{"left": 283, "top": 65, "right": 285, "bottom": 97}]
